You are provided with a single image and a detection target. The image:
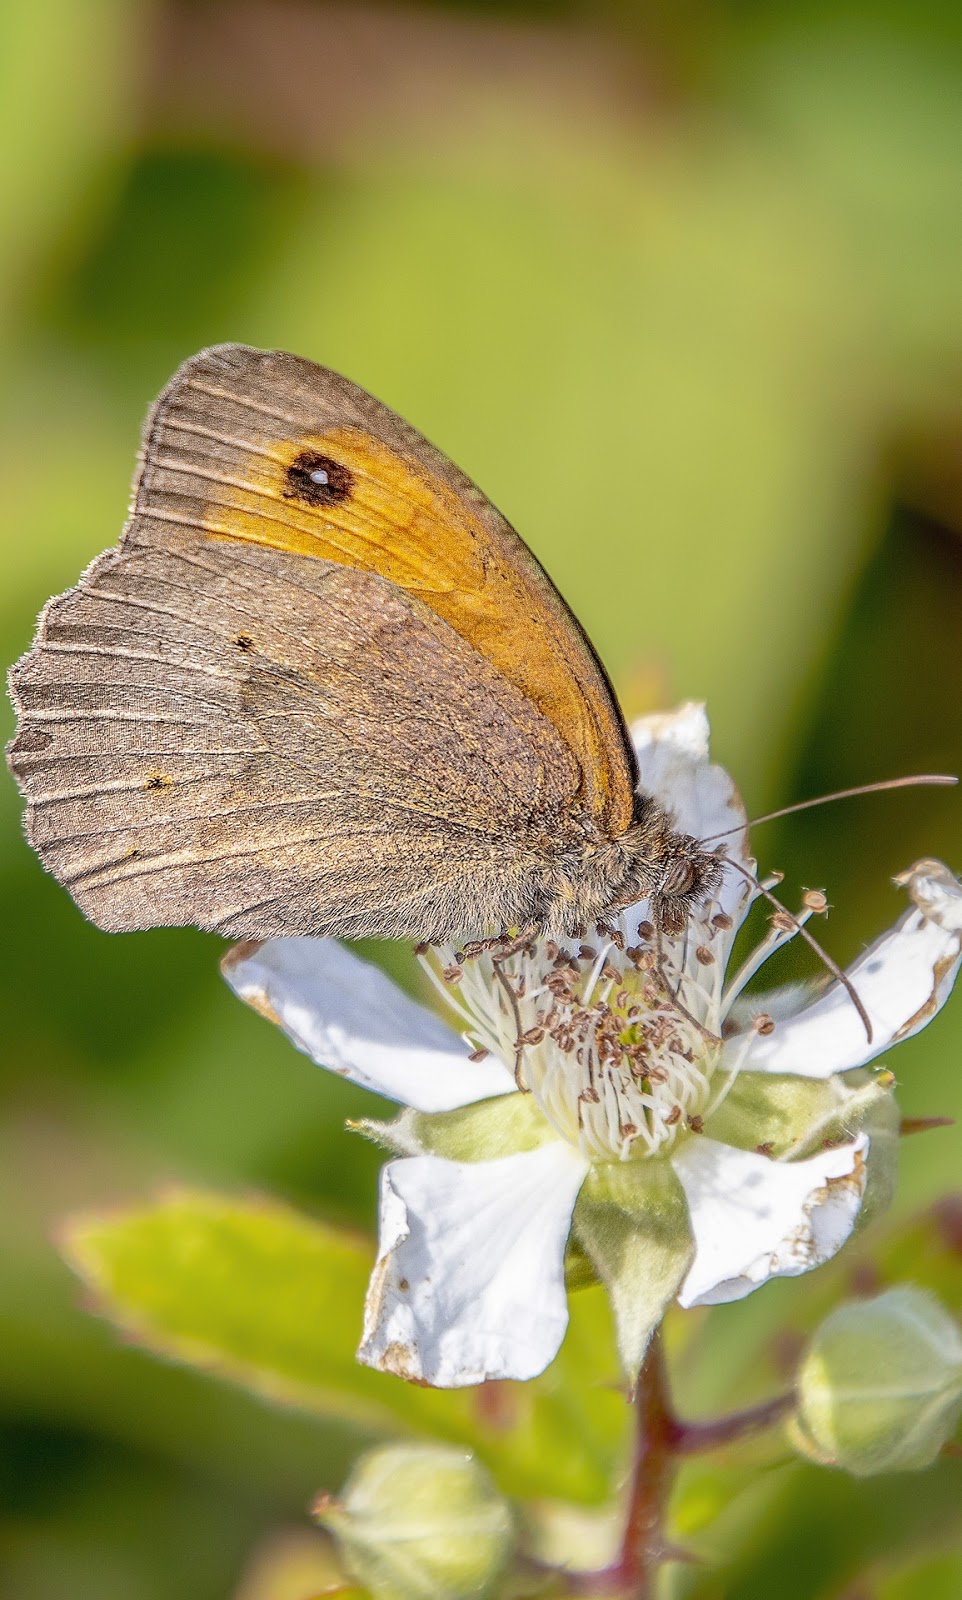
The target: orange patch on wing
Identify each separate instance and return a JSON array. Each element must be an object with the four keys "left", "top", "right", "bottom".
[
  {"left": 197, "top": 425, "right": 632, "bottom": 833},
  {"left": 201, "top": 426, "right": 483, "bottom": 595}
]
